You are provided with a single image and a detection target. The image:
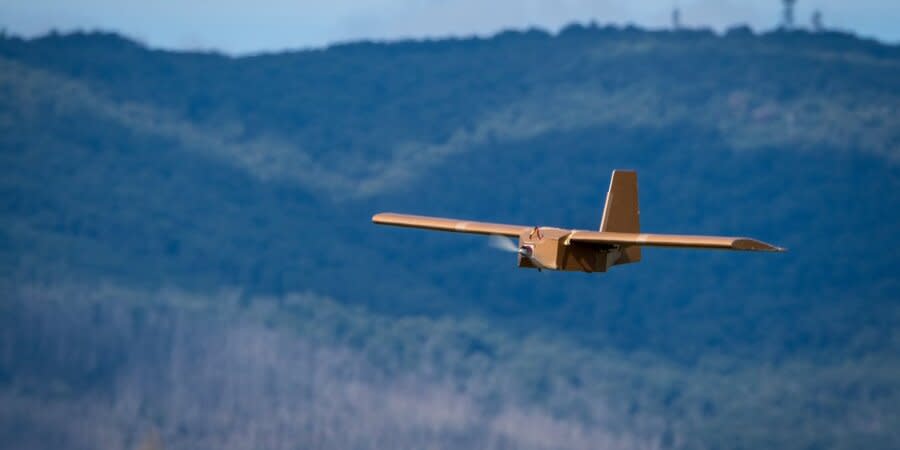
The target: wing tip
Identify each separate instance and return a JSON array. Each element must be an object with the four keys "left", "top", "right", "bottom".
[
  {"left": 372, "top": 212, "right": 394, "bottom": 224},
  {"left": 733, "top": 238, "right": 787, "bottom": 252}
]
